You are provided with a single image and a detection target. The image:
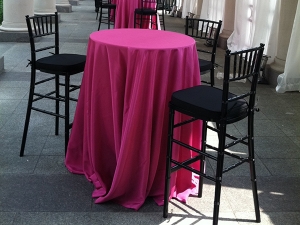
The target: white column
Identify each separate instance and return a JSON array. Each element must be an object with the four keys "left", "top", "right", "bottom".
[
  {"left": 197, "top": 0, "right": 203, "bottom": 17},
  {"left": 34, "top": 0, "right": 56, "bottom": 15},
  {"left": 0, "top": 0, "right": 34, "bottom": 32},
  {"left": 192, "top": 0, "right": 202, "bottom": 18},
  {"left": 218, "top": 0, "right": 235, "bottom": 49},
  {"left": 56, "top": 0, "right": 72, "bottom": 13},
  {"left": 267, "top": 0, "right": 298, "bottom": 86}
]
